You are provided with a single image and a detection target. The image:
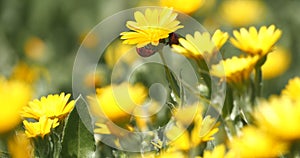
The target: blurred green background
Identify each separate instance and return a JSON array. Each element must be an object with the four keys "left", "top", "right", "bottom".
[{"left": 0, "top": 0, "right": 299, "bottom": 97}]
